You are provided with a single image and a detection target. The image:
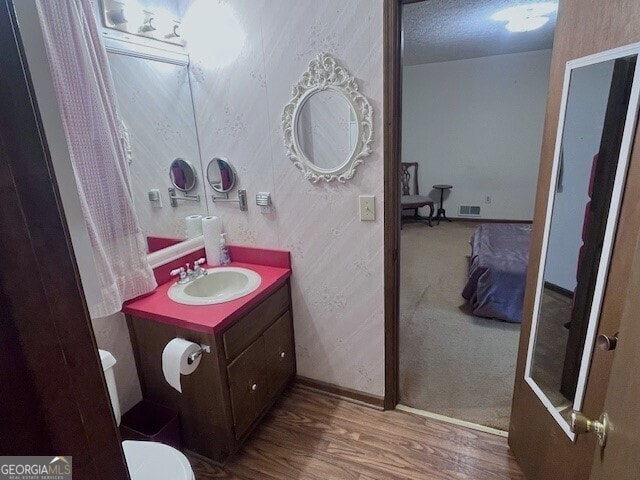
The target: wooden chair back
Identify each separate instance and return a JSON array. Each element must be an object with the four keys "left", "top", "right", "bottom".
[{"left": 400, "top": 162, "right": 420, "bottom": 196}]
